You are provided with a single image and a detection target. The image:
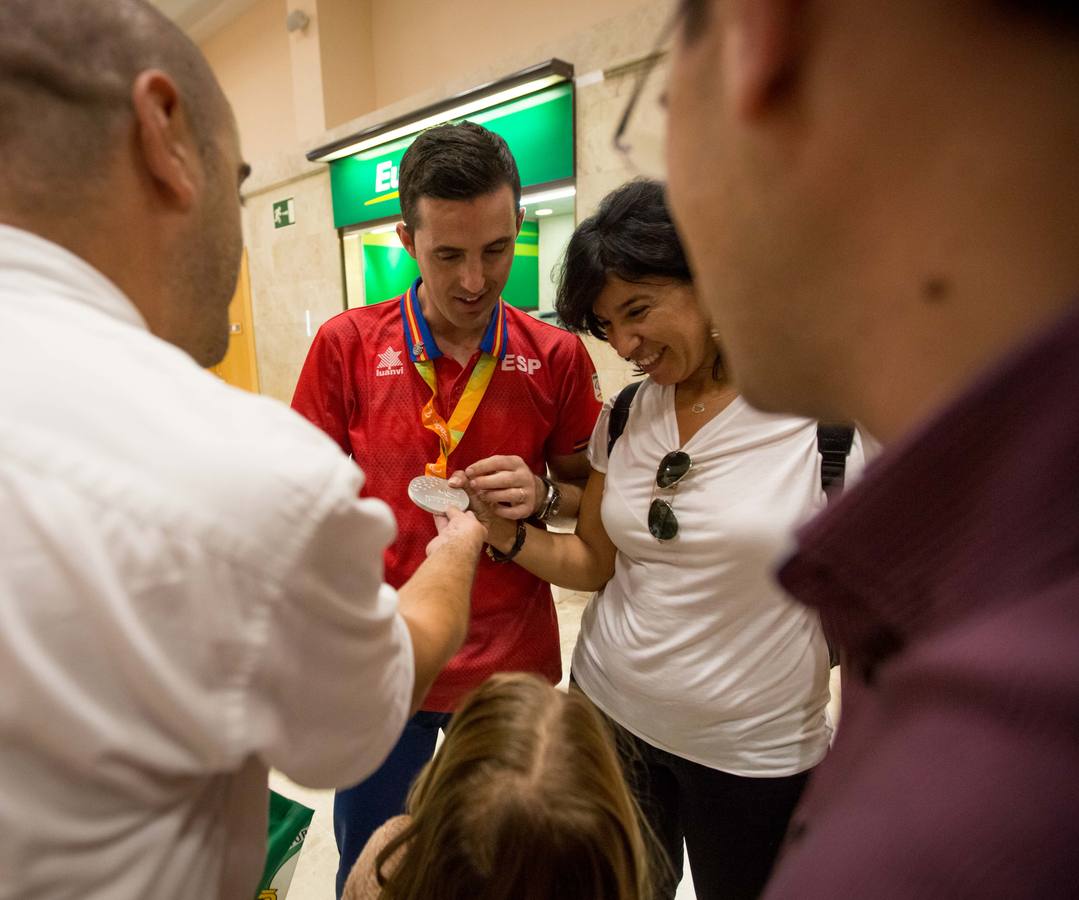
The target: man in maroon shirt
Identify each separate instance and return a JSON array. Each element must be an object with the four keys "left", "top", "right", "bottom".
[
  {"left": 656, "top": 1, "right": 1079, "bottom": 897},
  {"left": 292, "top": 122, "right": 600, "bottom": 896}
]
